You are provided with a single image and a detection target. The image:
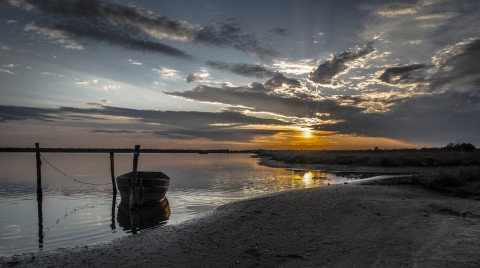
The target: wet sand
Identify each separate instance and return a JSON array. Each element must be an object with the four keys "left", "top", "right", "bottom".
[{"left": 2, "top": 181, "right": 480, "bottom": 267}]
